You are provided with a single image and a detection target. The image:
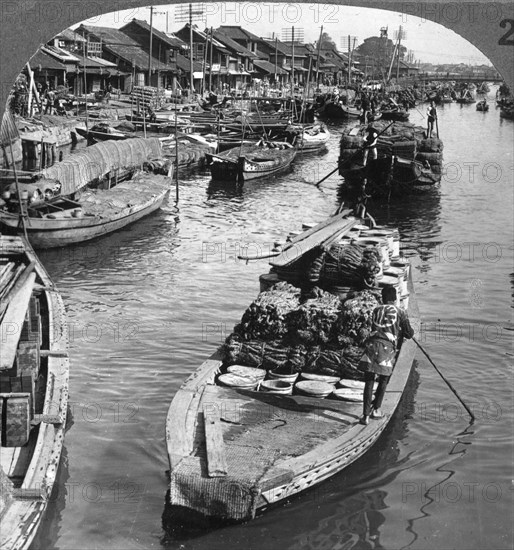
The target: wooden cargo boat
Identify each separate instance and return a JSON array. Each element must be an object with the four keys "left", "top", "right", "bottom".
[
  {"left": 166, "top": 214, "right": 419, "bottom": 521},
  {"left": 206, "top": 142, "right": 296, "bottom": 183},
  {"left": 476, "top": 101, "right": 489, "bottom": 112},
  {"left": 338, "top": 121, "right": 443, "bottom": 196},
  {"left": 291, "top": 124, "right": 330, "bottom": 153},
  {"left": 0, "top": 235, "right": 69, "bottom": 549},
  {"left": 318, "top": 101, "right": 361, "bottom": 119},
  {"left": 0, "top": 172, "right": 171, "bottom": 249},
  {"left": 75, "top": 125, "right": 129, "bottom": 142}
]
